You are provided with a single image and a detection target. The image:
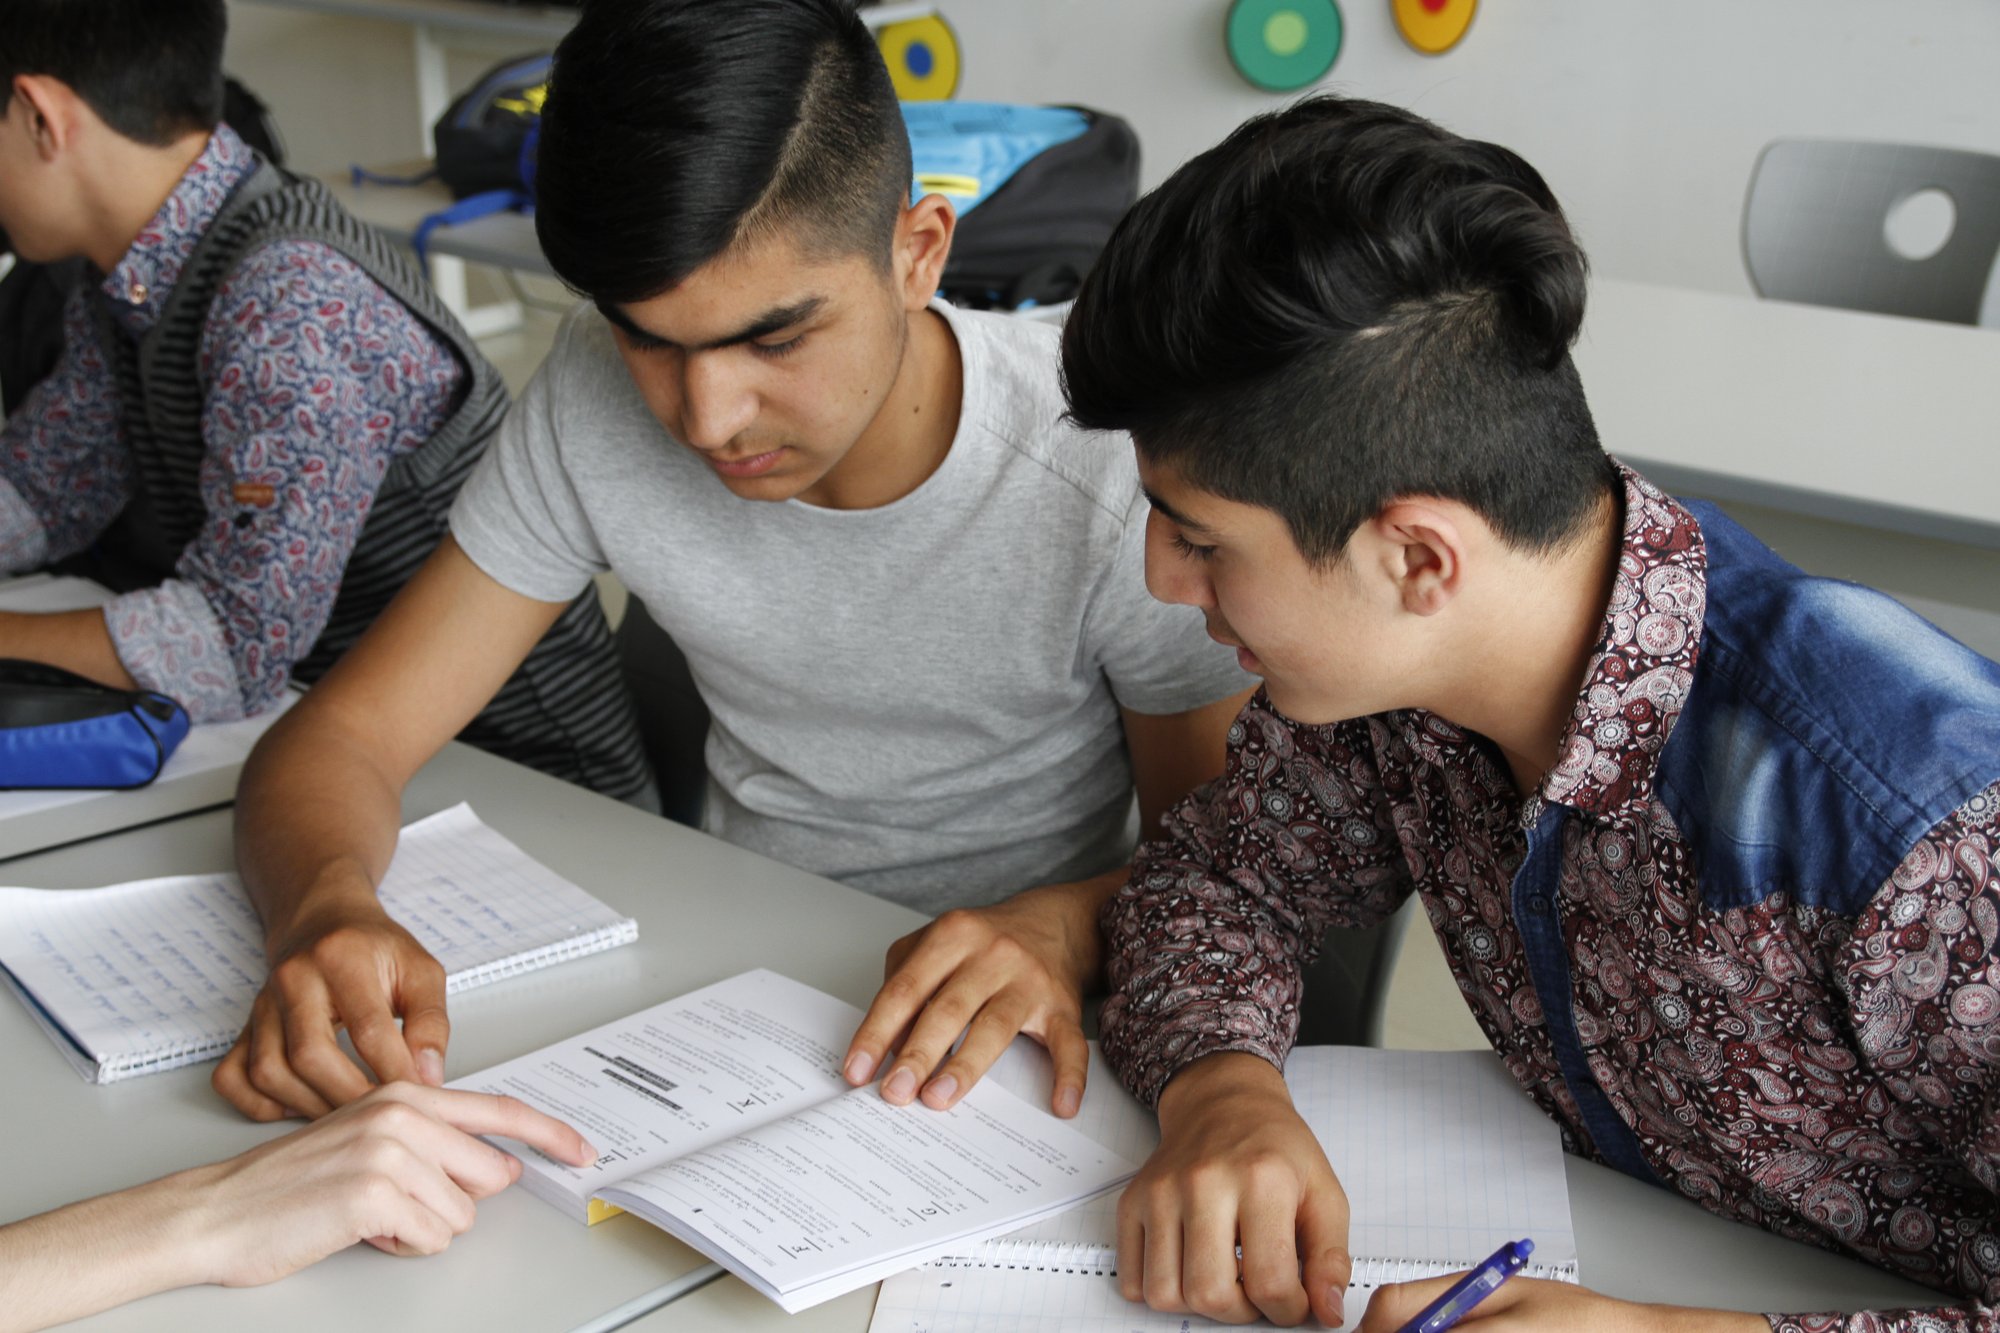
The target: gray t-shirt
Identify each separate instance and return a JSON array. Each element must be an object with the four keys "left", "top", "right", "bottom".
[{"left": 450, "top": 301, "right": 1249, "bottom": 913}]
